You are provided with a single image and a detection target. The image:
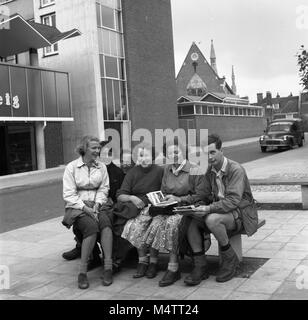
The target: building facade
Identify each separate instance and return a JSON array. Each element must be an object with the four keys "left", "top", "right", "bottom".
[
  {"left": 176, "top": 42, "right": 266, "bottom": 142},
  {"left": 0, "top": 0, "right": 178, "bottom": 175}
]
